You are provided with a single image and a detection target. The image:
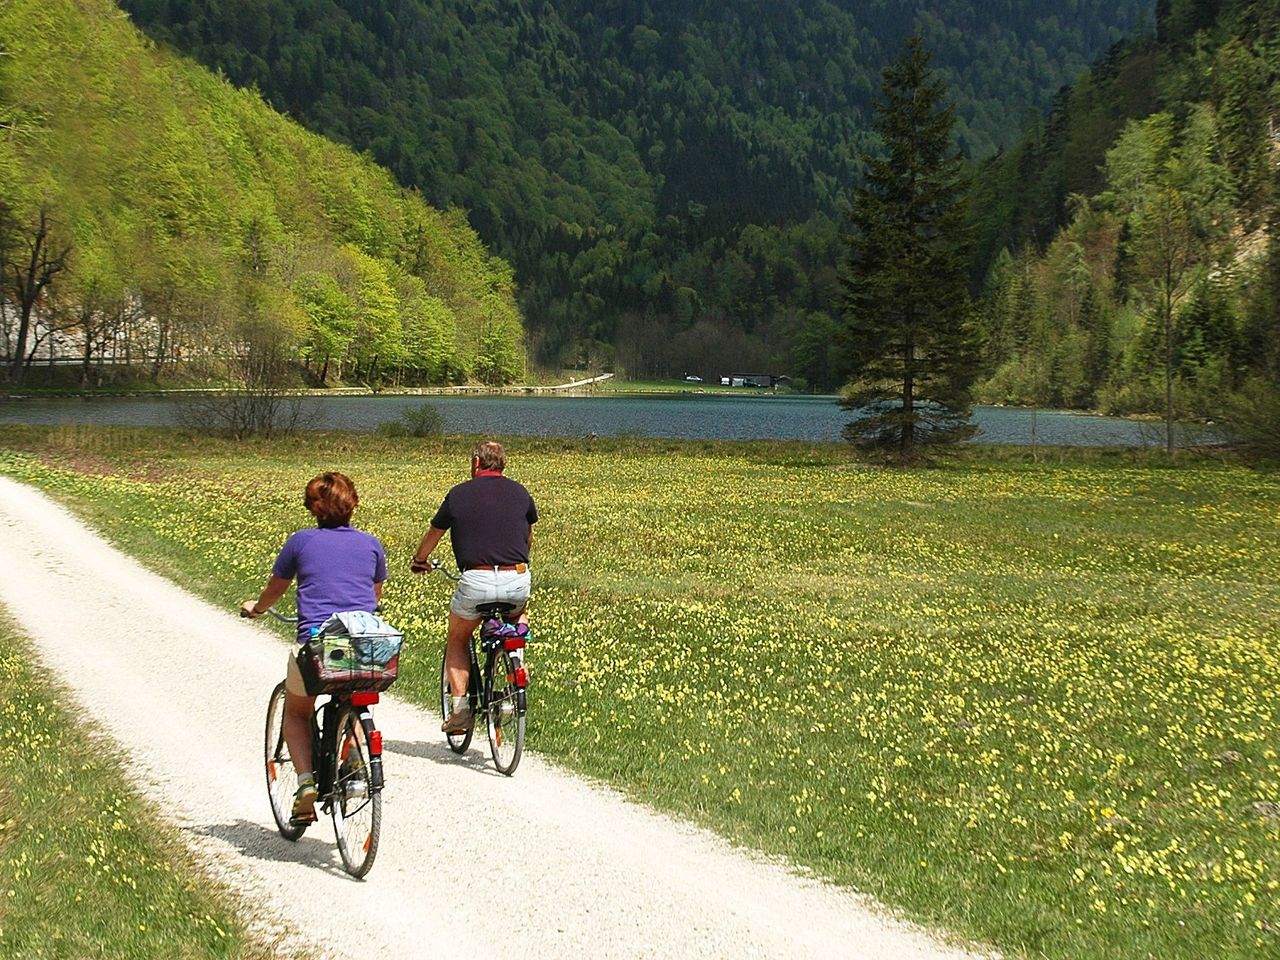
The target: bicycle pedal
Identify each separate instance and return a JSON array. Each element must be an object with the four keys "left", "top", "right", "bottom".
[{"left": 290, "top": 811, "right": 317, "bottom": 825}]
